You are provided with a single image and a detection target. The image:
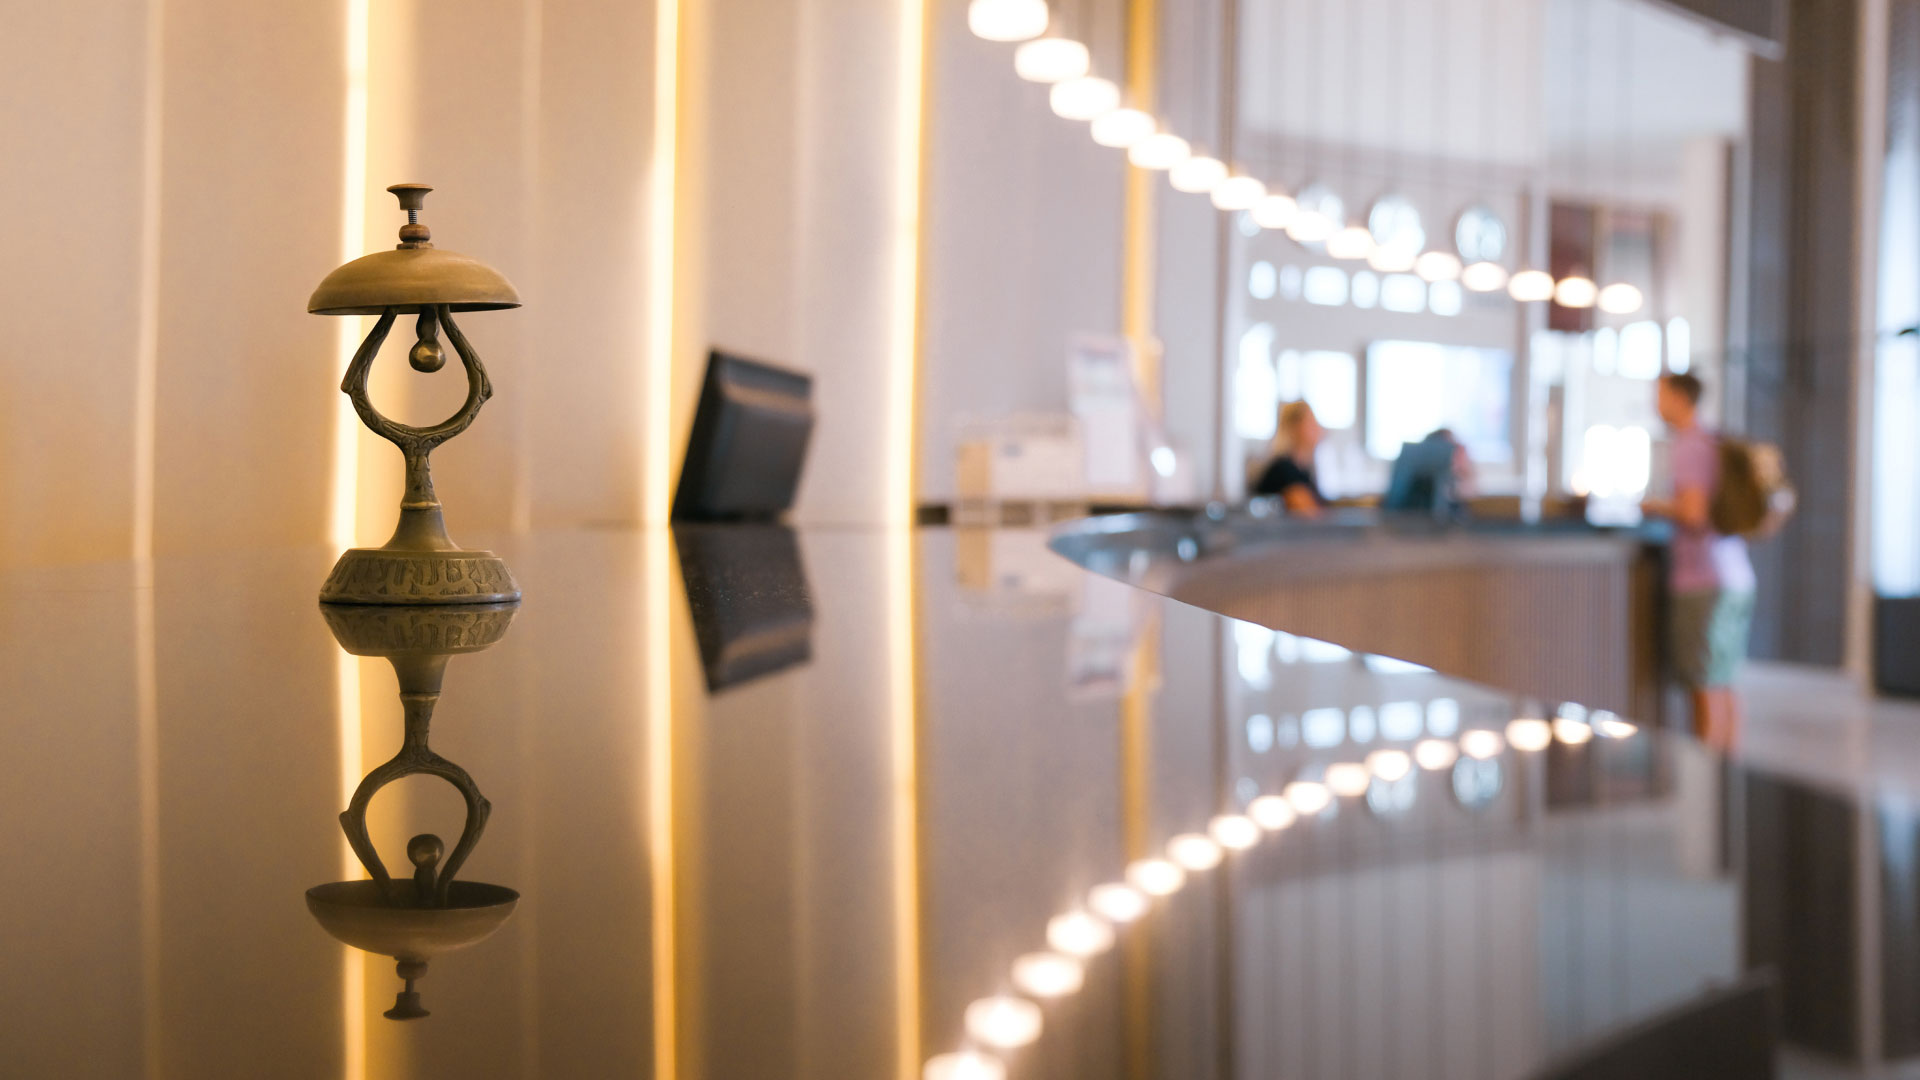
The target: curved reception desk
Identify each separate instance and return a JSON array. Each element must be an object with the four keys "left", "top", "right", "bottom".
[
  {"left": 1052, "top": 509, "right": 1668, "bottom": 725},
  {"left": 0, "top": 520, "right": 1898, "bottom": 1077}
]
